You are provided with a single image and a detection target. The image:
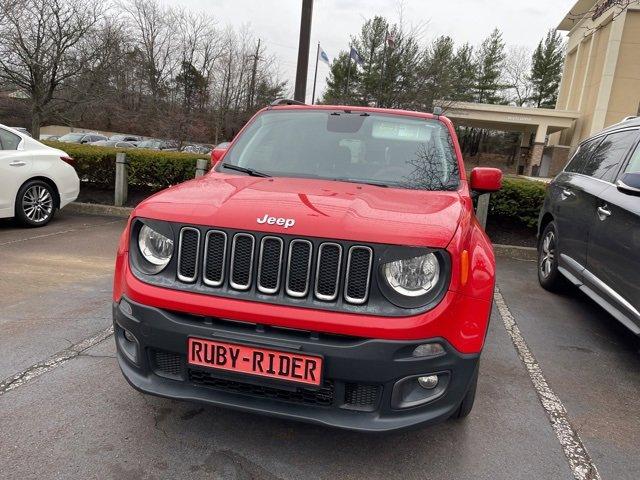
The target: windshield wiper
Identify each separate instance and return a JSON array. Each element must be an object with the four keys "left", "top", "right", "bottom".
[
  {"left": 333, "top": 178, "right": 390, "bottom": 188},
  {"left": 221, "top": 163, "right": 270, "bottom": 178}
]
